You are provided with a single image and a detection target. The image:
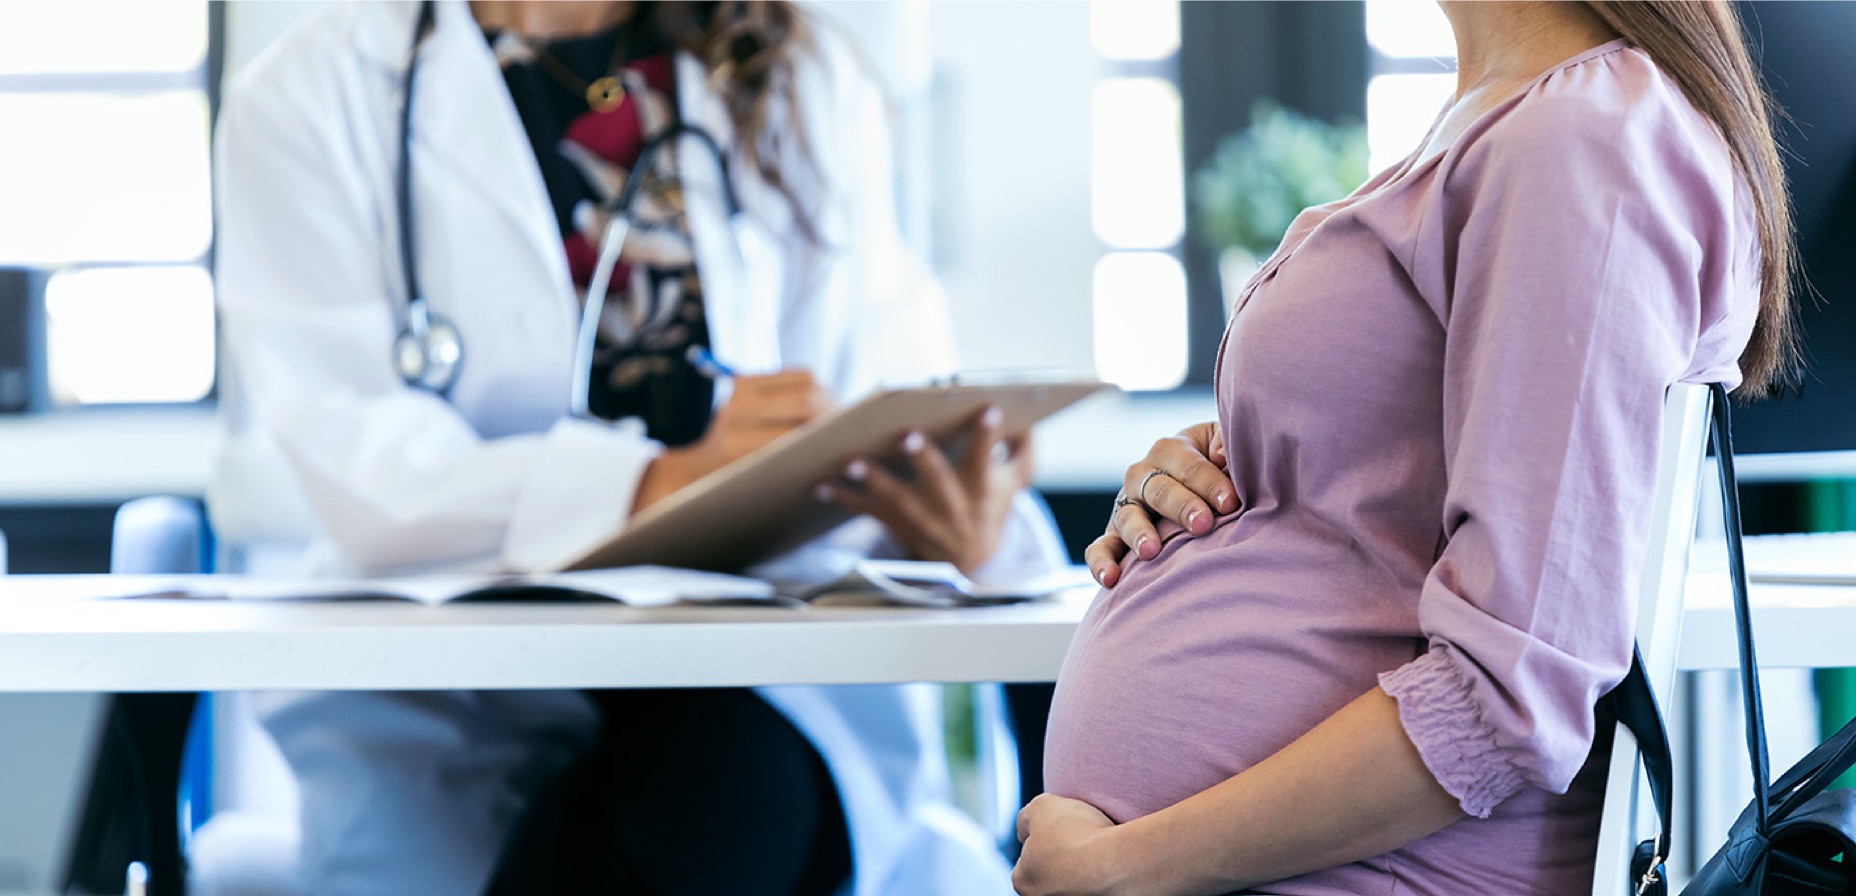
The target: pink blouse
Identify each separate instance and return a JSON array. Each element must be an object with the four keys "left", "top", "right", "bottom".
[{"left": 1045, "top": 41, "right": 1759, "bottom": 895}]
